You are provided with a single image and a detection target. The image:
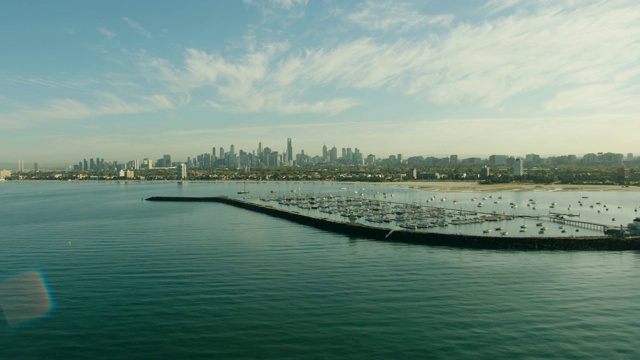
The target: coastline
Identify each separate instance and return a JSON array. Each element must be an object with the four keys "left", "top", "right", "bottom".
[
  {"left": 373, "top": 181, "right": 638, "bottom": 193},
  {"left": 3, "top": 179, "right": 637, "bottom": 193}
]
